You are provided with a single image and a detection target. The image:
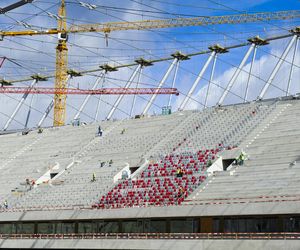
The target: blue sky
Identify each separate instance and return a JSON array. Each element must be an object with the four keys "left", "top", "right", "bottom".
[{"left": 0, "top": 0, "right": 300, "bottom": 129}]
